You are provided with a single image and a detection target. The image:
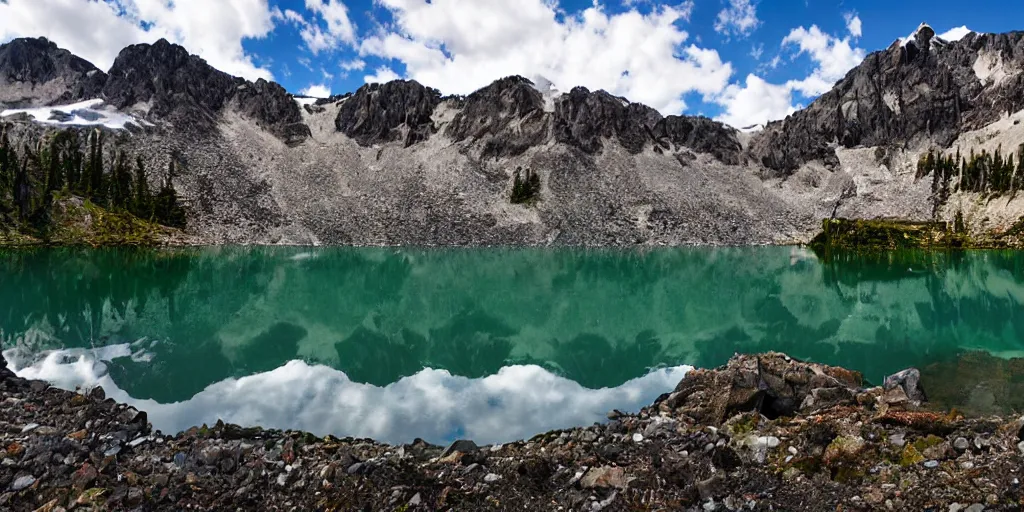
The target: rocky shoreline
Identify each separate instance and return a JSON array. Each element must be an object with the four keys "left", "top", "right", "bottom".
[{"left": 2, "top": 353, "right": 1022, "bottom": 511}]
